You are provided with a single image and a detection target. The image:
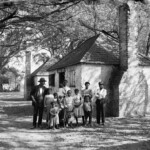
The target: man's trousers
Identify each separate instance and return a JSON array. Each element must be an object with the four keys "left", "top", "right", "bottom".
[
  {"left": 96, "top": 99, "right": 105, "bottom": 124},
  {"left": 33, "top": 104, "right": 44, "bottom": 127}
]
